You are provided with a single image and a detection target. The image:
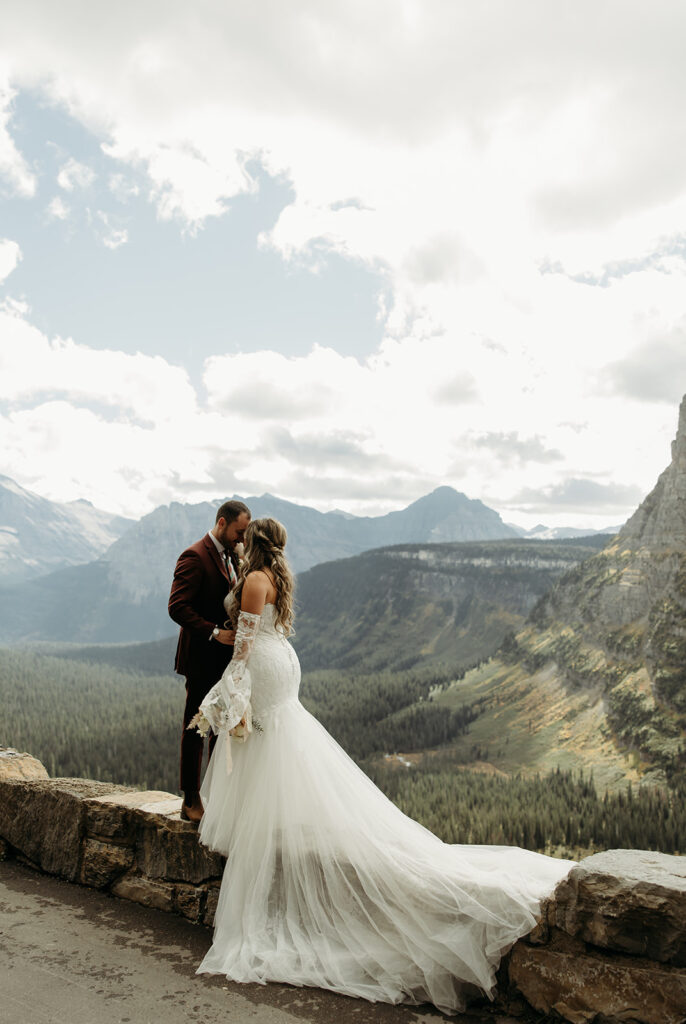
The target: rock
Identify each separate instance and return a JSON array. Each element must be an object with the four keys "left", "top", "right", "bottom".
[
  {"left": 622, "top": 394, "right": 686, "bottom": 550},
  {"left": 203, "top": 884, "right": 221, "bottom": 927},
  {"left": 84, "top": 789, "right": 180, "bottom": 843},
  {"left": 508, "top": 850, "right": 686, "bottom": 1023},
  {"left": 0, "top": 747, "right": 49, "bottom": 781},
  {"left": 509, "top": 943, "right": 686, "bottom": 1024},
  {"left": 86, "top": 789, "right": 224, "bottom": 883},
  {"left": 137, "top": 819, "right": 224, "bottom": 884},
  {"left": 79, "top": 838, "right": 134, "bottom": 889},
  {"left": 83, "top": 797, "right": 136, "bottom": 843},
  {"left": 0, "top": 779, "right": 86, "bottom": 881},
  {"left": 0, "top": 776, "right": 138, "bottom": 882},
  {"left": 549, "top": 849, "right": 686, "bottom": 965},
  {"left": 88, "top": 789, "right": 182, "bottom": 816},
  {"left": 3, "top": 764, "right": 686, "bottom": 1022},
  {"left": 111, "top": 874, "right": 175, "bottom": 912},
  {"left": 174, "top": 883, "right": 204, "bottom": 922}
]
